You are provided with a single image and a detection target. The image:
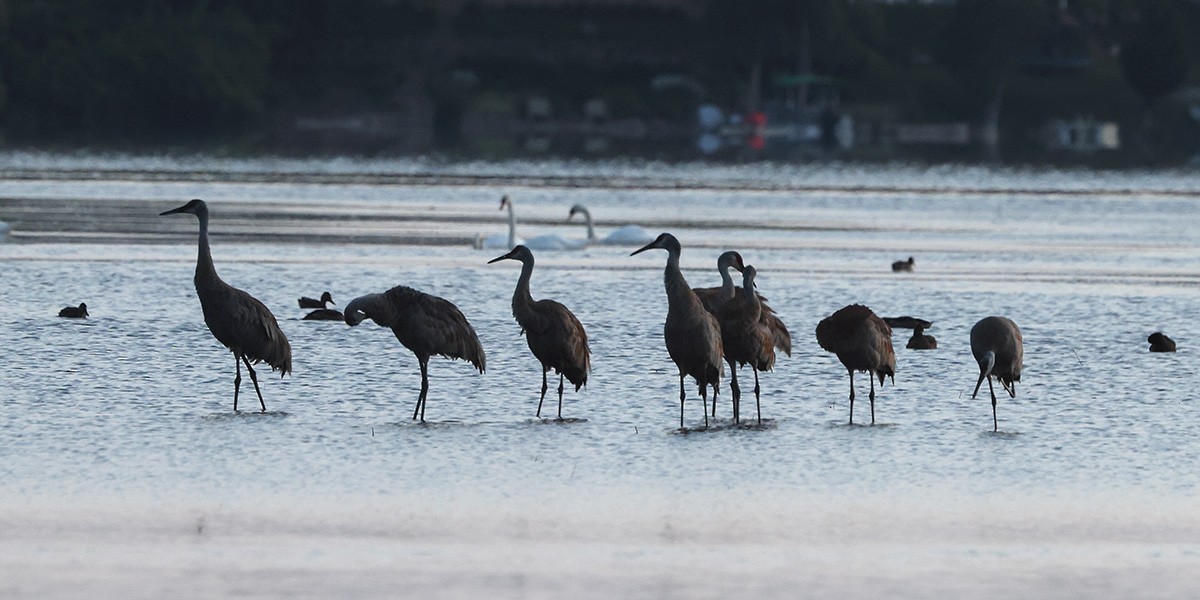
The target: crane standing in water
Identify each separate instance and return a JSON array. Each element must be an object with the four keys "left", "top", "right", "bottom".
[
  {"left": 816, "top": 304, "right": 895, "bottom": 425},
  {"left": 694, "top": 250, "right": 791, "bottom": 421},
  {"left": 343, "top": 286, "right": 486, "bottom": 422},
  {"left": 489, "top": 245, "right": 590, "bottom": 419},
  {"left": 632, "top": 233, "right": 723, "bottom": 429},
  {"left": 160, "top": 199, "right": 292, "bottom": 412},
  {"left": 970, "top": 316, "right": 1024, "bottom": 432},
  {"left": 716, "top": 265, "right": 774, "bottom": 424}
]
